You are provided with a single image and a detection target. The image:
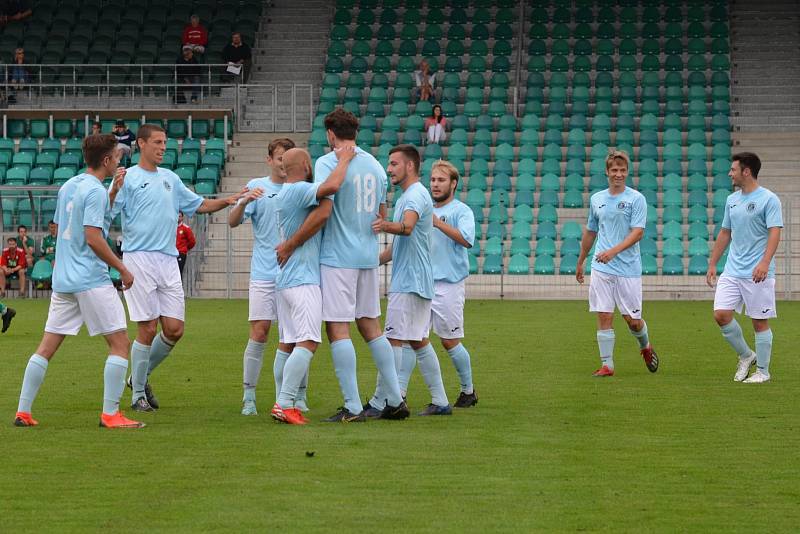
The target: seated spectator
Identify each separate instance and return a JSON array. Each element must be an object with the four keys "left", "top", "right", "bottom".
[
  {"left": 176, "top": 212, "right": 196, "bottom": 278},
  {"left": 176, "top": 47, "right": 201, "bottom": 104},
  {"left": 221, "top": 32, "right": 252, "bottom": 84},
  {"left": 424, "top": 104, "right": 447, "bottom": 145},
  {"left": 182, "top": 15, "right": 208, "bottom": 55},
  {"left": 91, "top": 121, "right": 102, "bottom": 135},
  {"left": 413, "top": 60, "right": 436, "bottom": 103},
  {"left": 7, "top": 47, "right": 28, "bottom": 103},
  {"left": 13, "top": 224, "right": 34, "bottom": 267},
  {"left": 39, "top": 220, "right": 57, "bottom": 265},
  {"left": 113, "top": 120, "right": 135, "bottom": 157},
  {"left": 1, "top": 0, "right": 32, "bottom": 26},
  {"left": 1, "top": 236, "right": 27, "bottom": 297}
]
